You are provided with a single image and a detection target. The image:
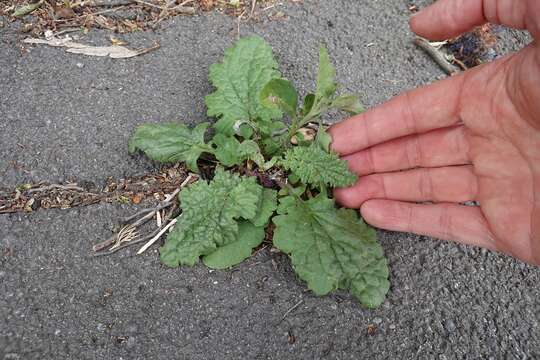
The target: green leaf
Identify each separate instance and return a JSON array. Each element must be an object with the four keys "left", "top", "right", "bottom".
[
  {"left": 242, "top": 141, "right": 266, "bottom": 168},
  {"left": 205, "top": 36, "right": 282, "bottom": 136},
  {"left": 301, "top": 93, "right": 316, "bottom": 117},
  {"left": 315, "top": 46, "right": 337, "bottom": 101},
  {"left": 202, "top": 221, "right": 265, "bottom": 269},
  {"left": 332, "top": 94, "right": 364, "bottom": 114},
  {"left": 211, "top": 135, "right": 265, "bottom": 167},
  {"left": 316, "top": 128, "right": 332, "bottom": 152},
  {"left": 160, "top": 169, "right": 263, "bottom": 267},
  {"left": 211, "top": 134, "right": 242, "bottom": 166},
  {"left": 272, "top": 195, "right": 390, "bottom": 308},
  {"left": 238, "top": 123, "right": 254, "bottom": 139},
  {"left": 281, "top": 143, "right": 357, "bottom": 188},
  {"left": 258, "top": 119, "right": 287, "bottom": 137},
  {"left": 13, "top": 0, "right": 42, "bottom": 17},
  {"left": 260, "top": 78, "right": 298, "bottom": 119},
  {"left": 276, "top": 195, "right": 296, "bottom": 214},
  {"left": 128, "top": 122, "right": 213, "bottom": 172},
  {"left": 251, "top": 188, "right": 278, "bottom": 227},
  {"left": 262, "top": 156, "right": 280, "bottom": 170}
]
